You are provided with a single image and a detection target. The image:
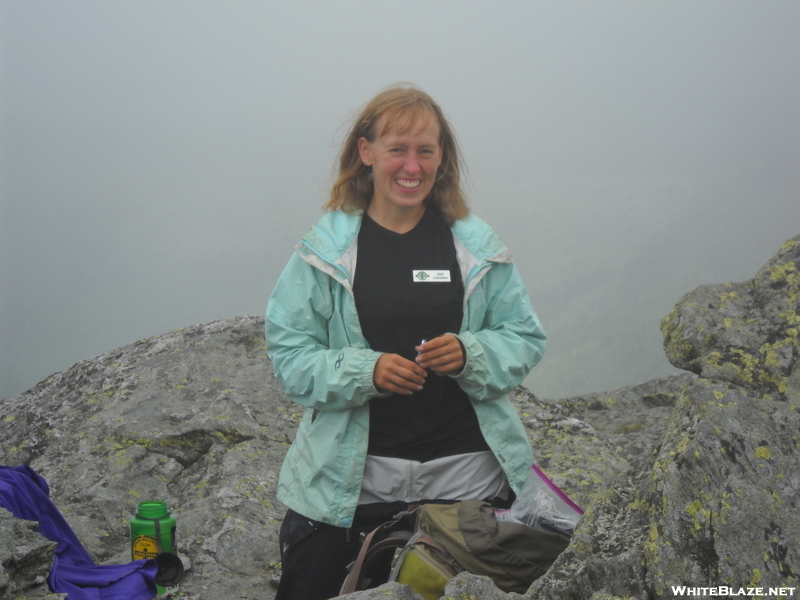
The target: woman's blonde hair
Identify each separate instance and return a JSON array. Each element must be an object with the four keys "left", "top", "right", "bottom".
[{"left": 324, "top": 85, "right": 469, "bottom": 225}]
